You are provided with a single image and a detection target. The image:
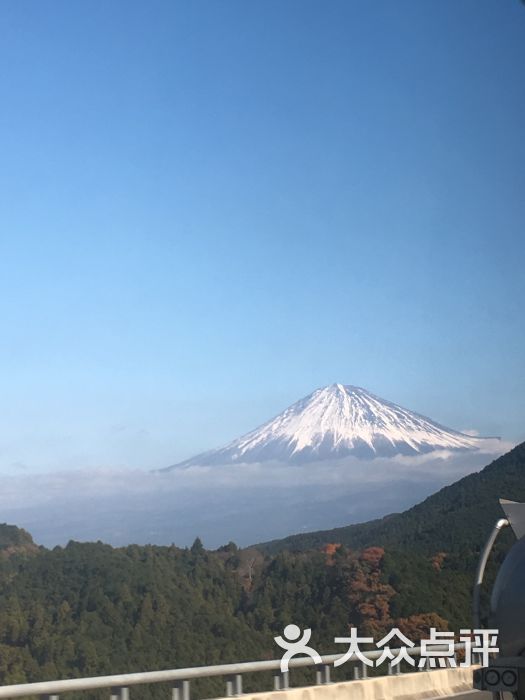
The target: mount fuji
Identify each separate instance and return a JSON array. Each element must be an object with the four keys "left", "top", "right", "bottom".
[
  {"left": 10, "top": 384, "right": 505, "bottom": 549},
  {"left": 167, "top": 384, "right": 495, "bottom": 468}
]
